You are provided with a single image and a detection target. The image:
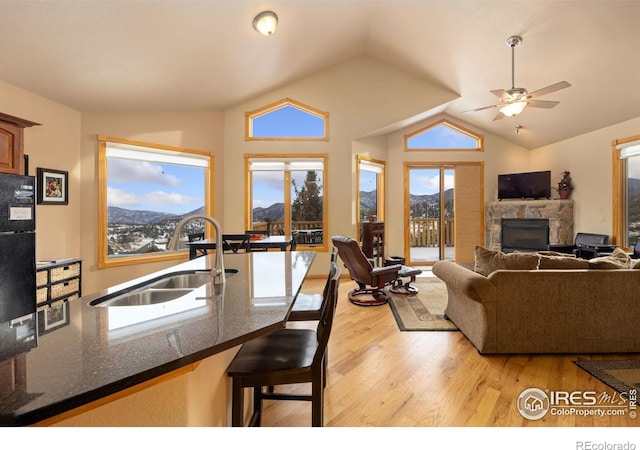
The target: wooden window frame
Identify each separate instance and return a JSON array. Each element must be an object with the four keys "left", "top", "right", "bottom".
[
  {"left": 404, "top": 119, "right": 484, "bottom": 152},
  {"left": 244, "top": 153, "right": 329, "bottom": 252},
  {"left": 612, "top": 134, "right": 640, "bottom": 249},
  {"left": 356, "top": 155, "right": 386, "bottom": 242},
  {"left": 98, "top": 135, "right": 214, "bottom": 268},
  {"left": 245, "top": 97, "right": 329, "bottom": 141}
]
